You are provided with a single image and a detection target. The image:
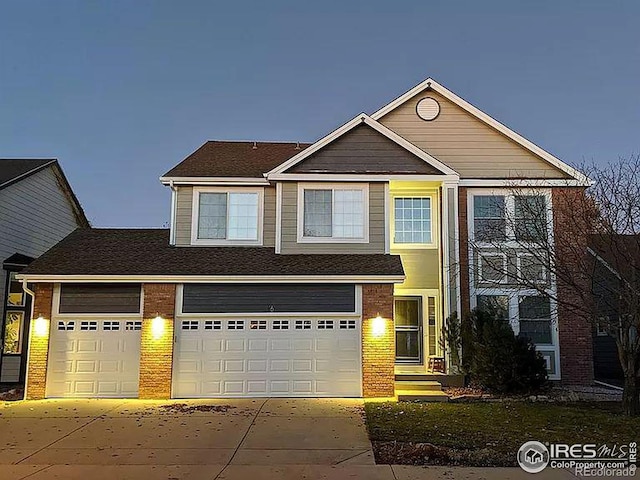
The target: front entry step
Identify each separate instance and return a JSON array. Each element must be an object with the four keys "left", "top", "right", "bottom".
[{"left": 395, "top": 380, "right": 449, "bottom": 402}]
